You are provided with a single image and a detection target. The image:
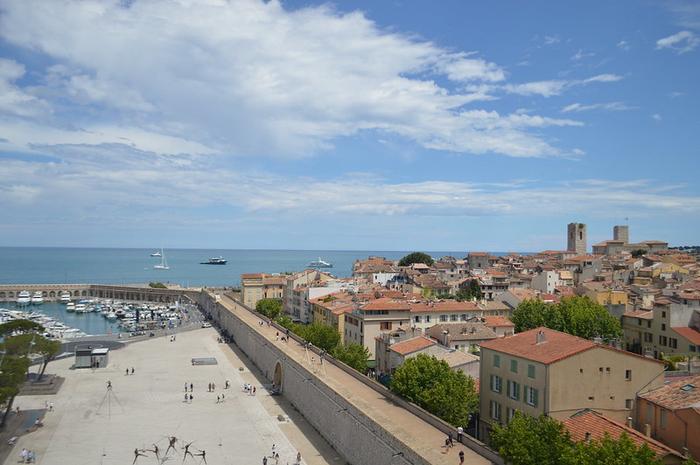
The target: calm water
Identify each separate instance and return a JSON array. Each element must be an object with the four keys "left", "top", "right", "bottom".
[
  {"left": 2, "top": 302, "right": 122, "bottom": 336},
  {"left": 0, "top": 247, "right": 473, "bottom": 287}
]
